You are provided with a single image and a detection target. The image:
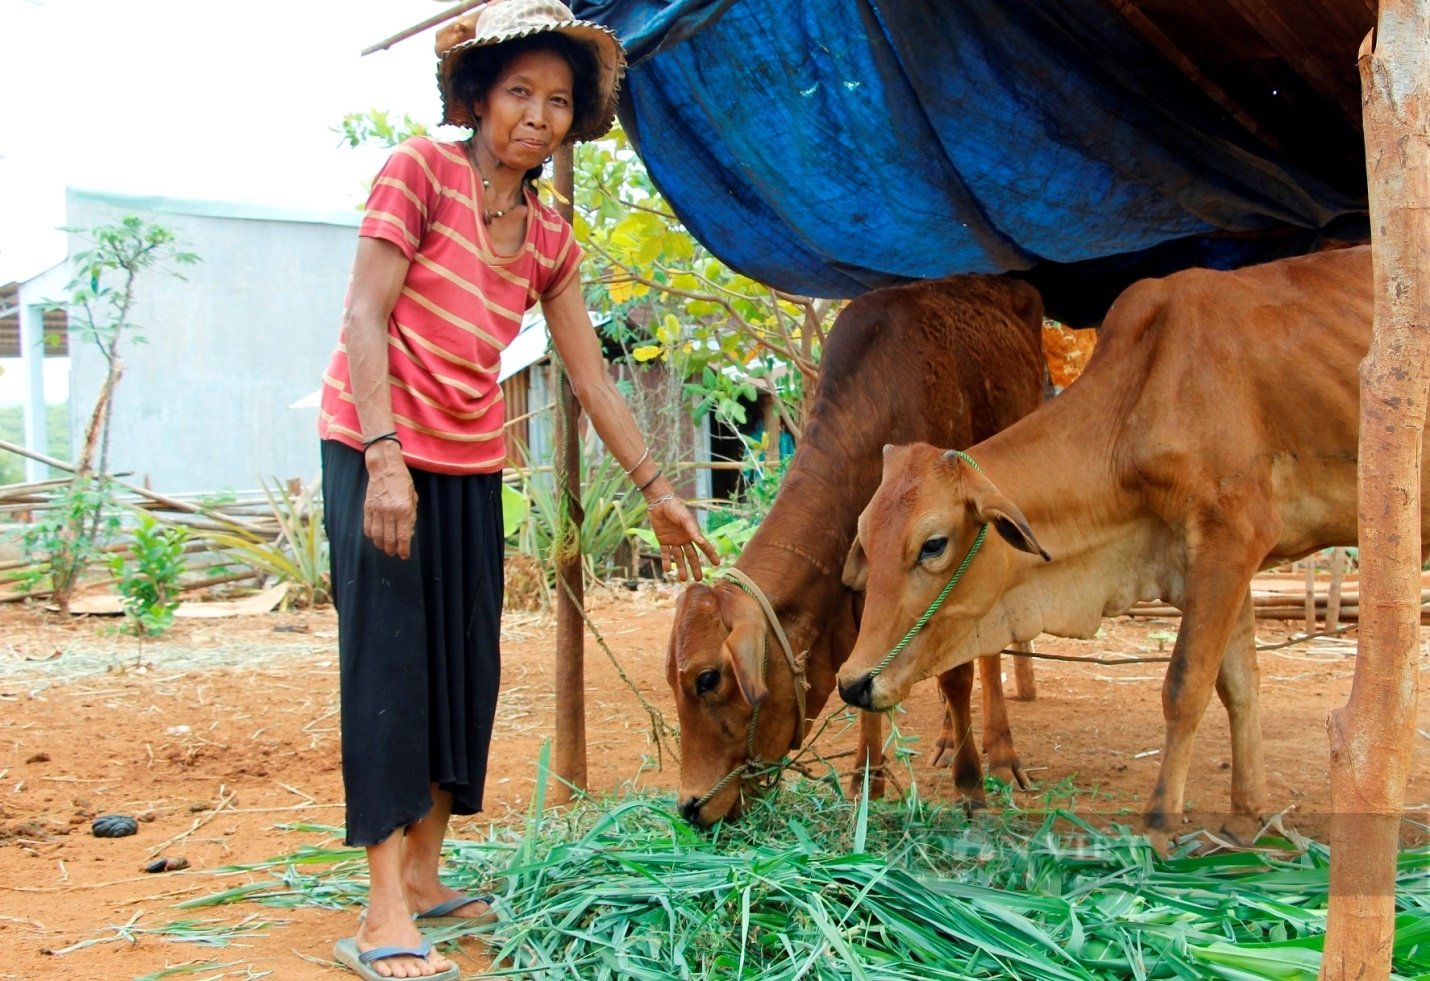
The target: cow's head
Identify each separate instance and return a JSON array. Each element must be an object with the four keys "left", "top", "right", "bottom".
[
  {"left": 837, "top": 443, "right": 1048, "bottom": 710},
  {"left": 667, "top": 581, "right": 805, "bottom": 827}
]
